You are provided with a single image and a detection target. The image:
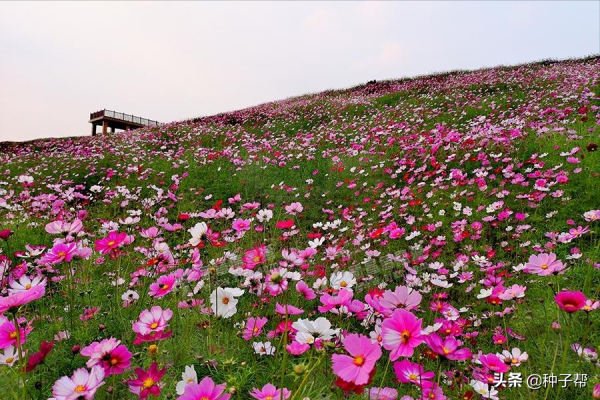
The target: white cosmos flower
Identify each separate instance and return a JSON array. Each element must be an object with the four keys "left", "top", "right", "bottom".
[
  {"left": 188, "top": 222, "right": 208, "bottom": 246},
  {"left": 0, "top": 346, "right": 18, "bottom": 366},
  {"left": 329, "top": 271, "right": 356, "bottom": 290},
  {"left": 253, "top": 341, "right": 275, "bottom": 356},
  {"left": 175, "top": 365, "right": 198, "bottom": 395},
  {"left": 210, "top": 287, "right": 244, "bottom": 318},
  {"left": 308, "top": 237, "right": 325, "bottom": 248},
  {"left": 8, "top": 275, "right": 46, "bottom": 294},
  {"left": 292, "top": 317, "right": 339, "bottom": 344},
  {"left": 470, "top": 380, "right": 499, "bottom": 400}
]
